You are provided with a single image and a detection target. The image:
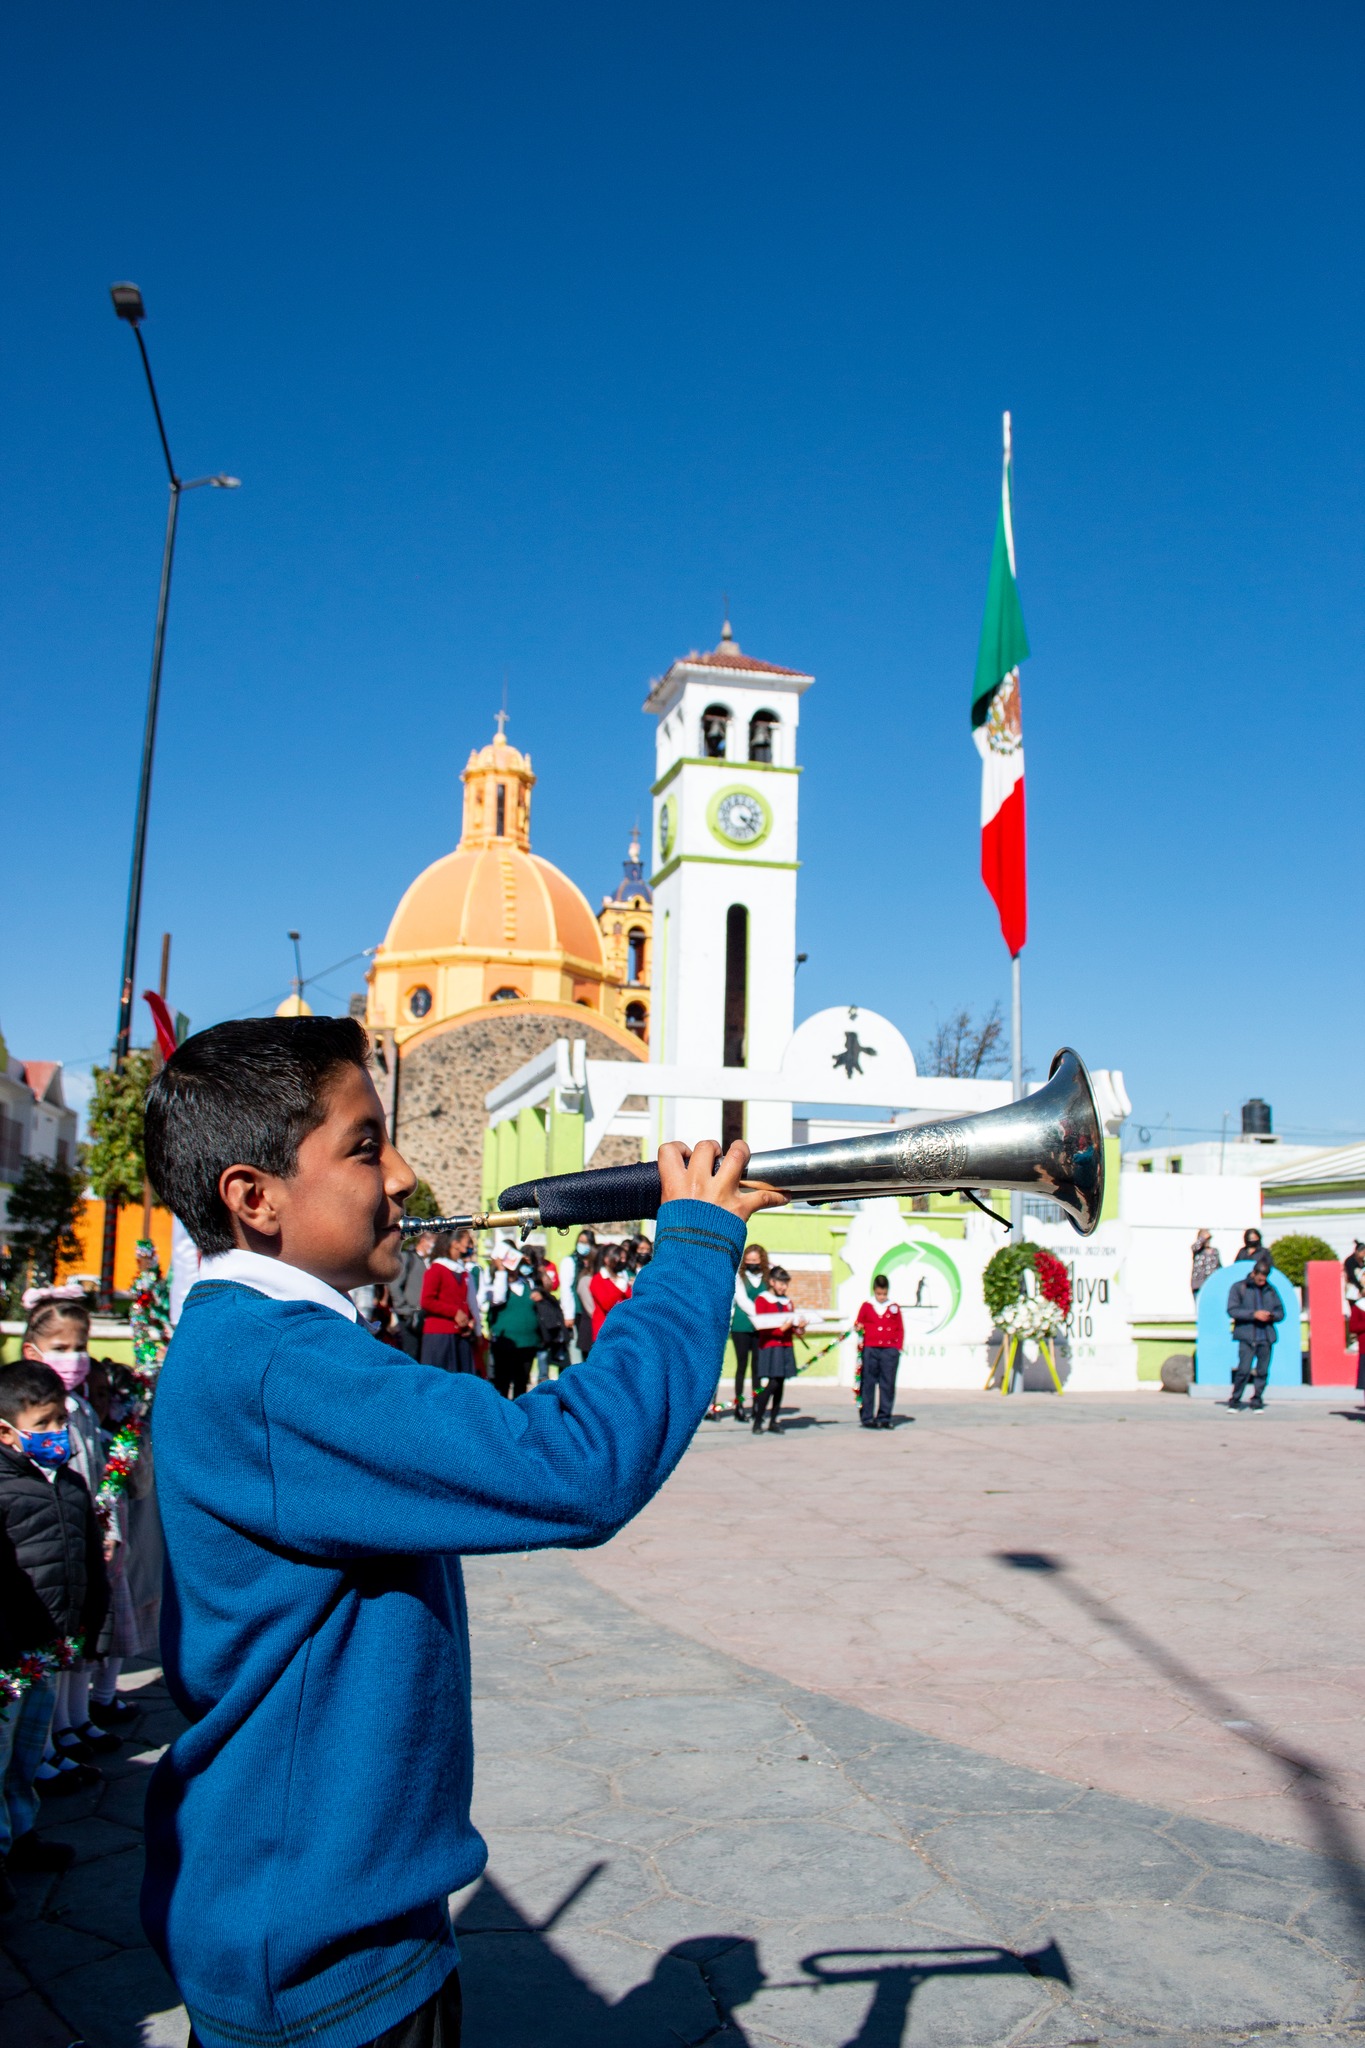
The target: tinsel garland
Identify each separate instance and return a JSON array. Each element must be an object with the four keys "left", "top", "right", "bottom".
[
  {"left": 95, "top": 1416, "right": 146, "bottom": 1518},
  {"left": 0, "top": 1635, "right": 85, "bottom": 1720},
  {"left": 96, "top": 1264, "right": 170, "bottom": 1520}
]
